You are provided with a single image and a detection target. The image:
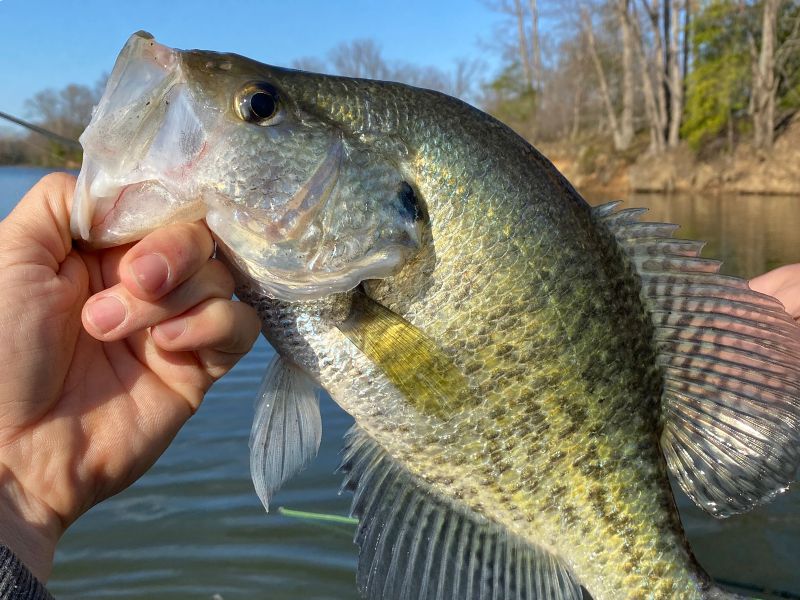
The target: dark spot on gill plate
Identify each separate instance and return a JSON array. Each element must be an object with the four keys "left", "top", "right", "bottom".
[{"left": 397, "top": 181, "right": 423, "bottom": 222}]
